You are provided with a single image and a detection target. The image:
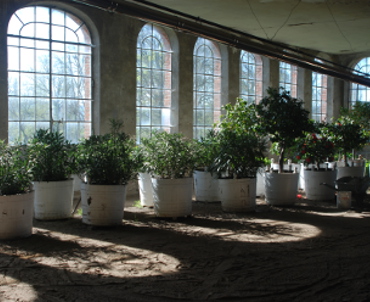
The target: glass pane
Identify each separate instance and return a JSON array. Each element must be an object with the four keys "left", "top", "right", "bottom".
[
  {"left": 151, "top": 89, "right": 164, "bottom": 107},
  {"left": 20, "top": 98, "right": 35, "bottom": 120},
  {"left": 66, "top": 99, "right": 85, "bottom": 121},
  {"left": 52, "top": 51, "right": 65, "bottom": 74},
  {"left": 52, "top": 9, "right": 65, "bottom": 26},
  {"left": 35, "top": 23, "right": 49, "bottom": 39},
  {"left": 52, "top": 25, "right": 65, "bottom": 41},
  {"left": 35, "top": 98, "right": 49, "bottom": 120},
  {"left": 35, "top": 74, "right": 50, "bottom": 97},
  {"left": 151, "top": 108, "right": 161, "bottom": 126},
  {"left": 8, "top": 122, "right": 20, "bottom": 144},
  {"left": 20, "top": 48, "right": 35, "bottom": 71},
  {"left": 52, "top": 99, "right": 65, "bottom": 121},
  {"left": 36, "top": 6, "right": 49, "bottom": 23},
  {"left": 152, "top": 70, "right": 164, "bottom": 88},
  {"left": 20, "top": 73, "right": 35, "bottom": 96},
  {"left": 66, "top": 28, "right": 78, "bottom": 44},
  {"left": 140, "top": 108, "right": 151, "bottom": 125},
  {"left": 8, "top": 47, "right": 19, "bottom": 70},
  {"left": 52, "top": 76, "right": 65, "bottom": 97},
  {"left": 8, "top": 97, "right": 20, "bottom": 120},
  {"left": 8, "top": 72, "right": 20, "bottom": 95},
  {"left": 35, "top": 50, "right": 50, "bottom": 73}
]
